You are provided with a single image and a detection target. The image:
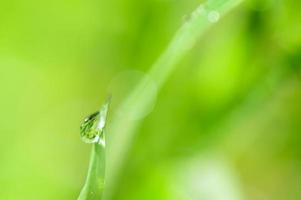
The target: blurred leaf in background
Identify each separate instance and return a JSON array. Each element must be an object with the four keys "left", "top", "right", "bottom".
[{"left": 0, "top": 0, "right": 300, "bottom": 200}]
